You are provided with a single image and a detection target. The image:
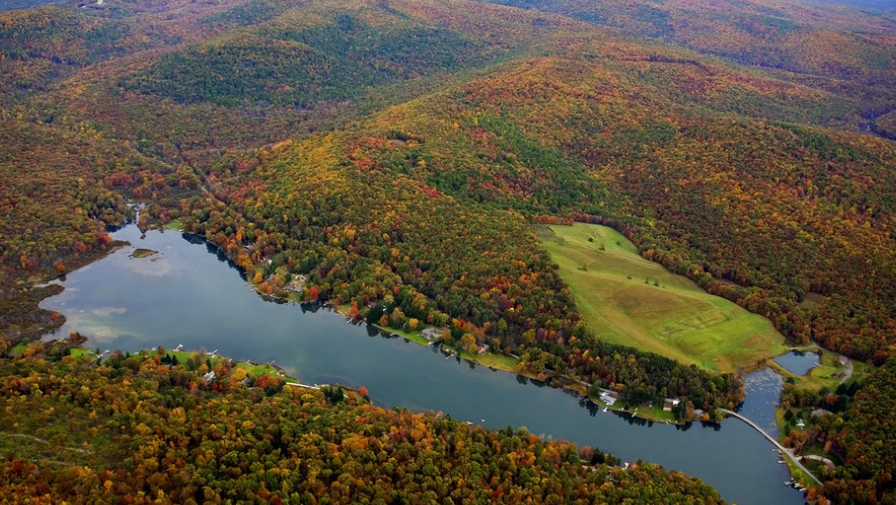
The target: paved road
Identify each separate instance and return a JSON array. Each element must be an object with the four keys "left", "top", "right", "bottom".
[
  {"left": 803, "top": 454, "right": 835, "bottom": 469},
  {"left": 720, "top": 409, "right": 821, "bottom": 485},
  {"left": 840, "top": 357, "right": 854, "bottom": 384}
]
